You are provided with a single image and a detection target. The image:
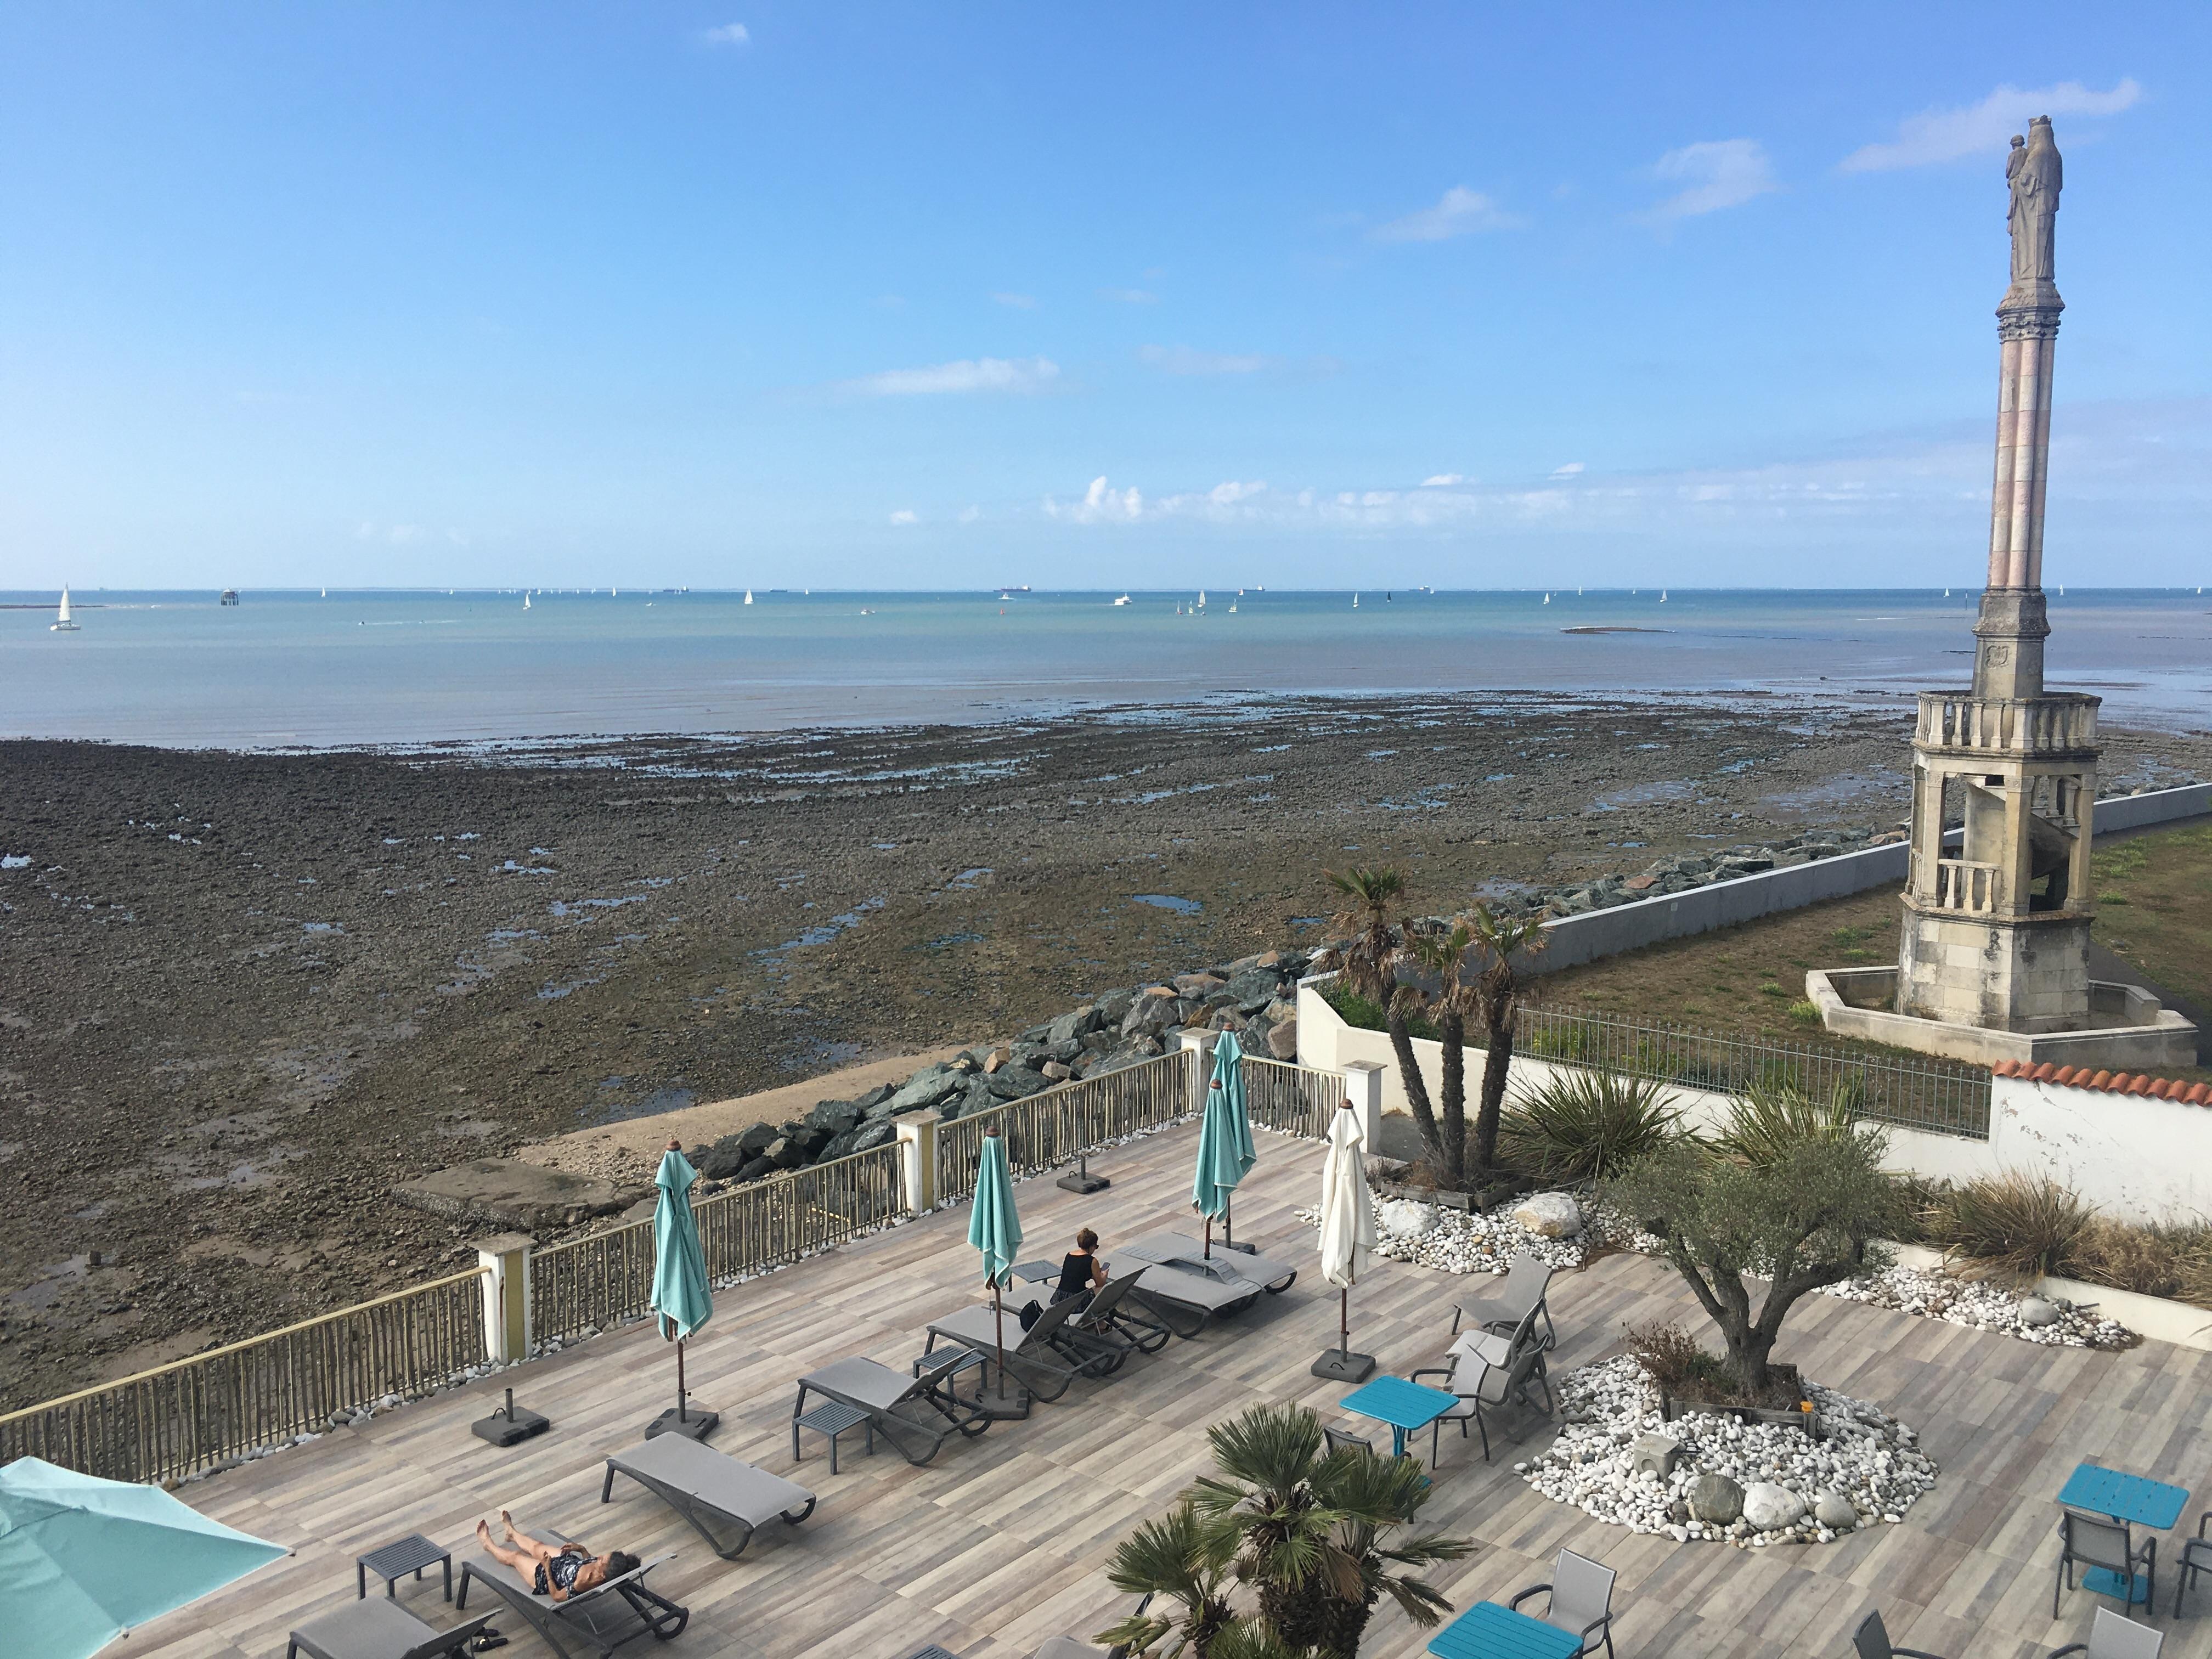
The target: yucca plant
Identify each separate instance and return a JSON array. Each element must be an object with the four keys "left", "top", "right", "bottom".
[
  {"left": 1498, "top": 1069, "right": 1681, "bottom": 1183},
  {"left": 1926, "top": 1171, "right": 2094, "bottom": 1283},
  {"left": 1708, "top": 1080, "right": 1863, "bottom": 1169}
]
